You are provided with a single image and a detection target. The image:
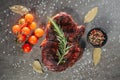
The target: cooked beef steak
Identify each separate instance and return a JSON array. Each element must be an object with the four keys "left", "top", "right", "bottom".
[{"left": 40, "top": 12, "right": 85, "bottom": 72}]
